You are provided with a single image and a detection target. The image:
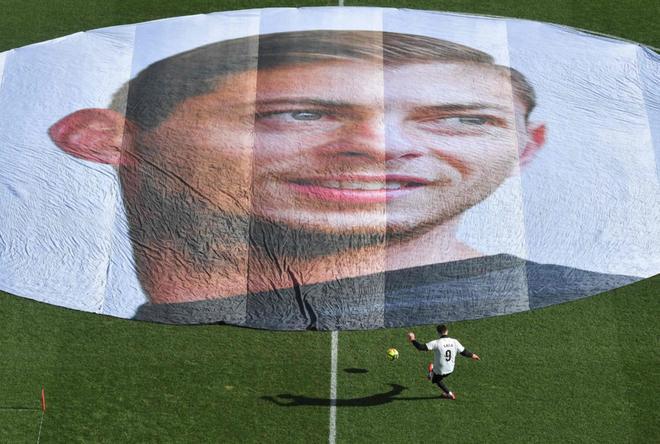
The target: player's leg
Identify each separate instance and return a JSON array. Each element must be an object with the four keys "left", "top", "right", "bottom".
[
  {"left": 431, "top": 373, "right": 451, "bottom": 394},
  {"left": 432, "top": 373, "right": 456, "bottom": 400}
]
